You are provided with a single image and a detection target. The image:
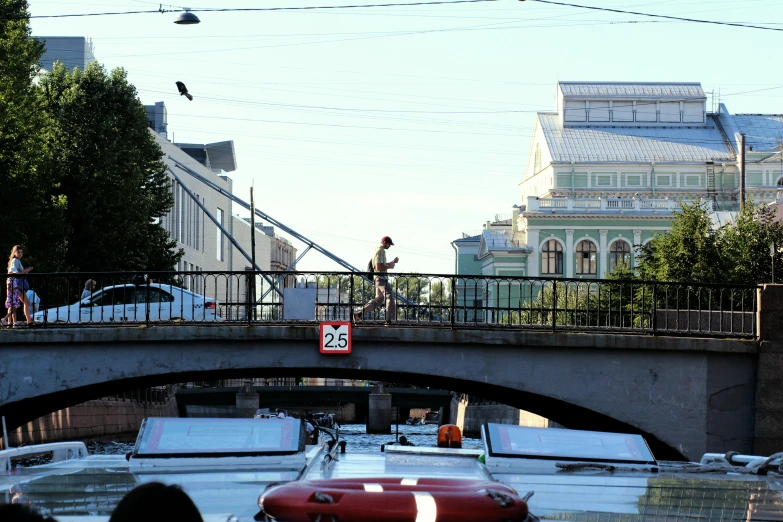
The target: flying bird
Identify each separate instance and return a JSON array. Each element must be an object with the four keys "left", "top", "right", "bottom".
[{"left": 175, "top": 81, "right": 193, "bottom": 101}]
